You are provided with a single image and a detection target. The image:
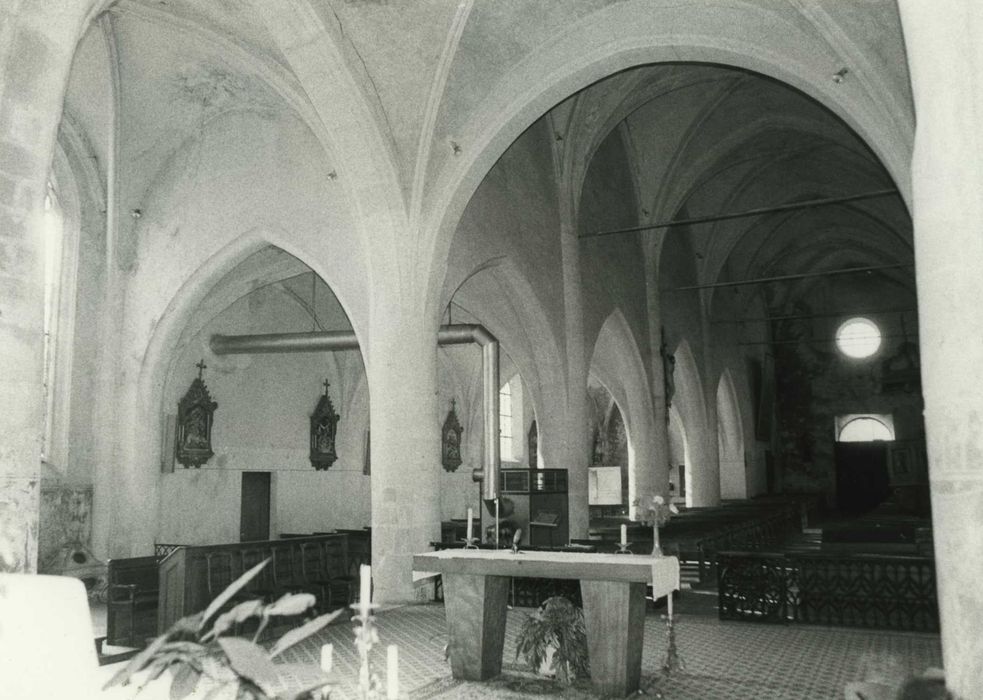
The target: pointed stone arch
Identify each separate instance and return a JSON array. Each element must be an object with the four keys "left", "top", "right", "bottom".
[
  {"left": 667, "top": 404, "right": 690, "bottom": 506},
  {"left": 424, "top": 3, "right": 914, "bottom": 317},
  {"left": 588, "top": 309, "right": 660, "bottom": 513},
  {"left": 672, "top": 339, "right": 719, "bottom": 506},
  {"left": 104, "top": 229, "right": 369, "bottom": 556},
  {"left": 717, "top": 369, "right": 747, "bottom": 499}
]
